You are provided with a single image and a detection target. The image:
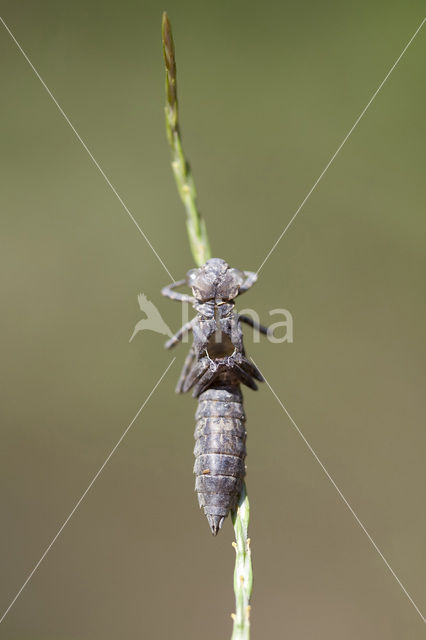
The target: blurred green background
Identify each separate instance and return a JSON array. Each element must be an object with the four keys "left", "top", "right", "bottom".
[{"left": 0, "top": 1, "right": 425, "bottom": 638}]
